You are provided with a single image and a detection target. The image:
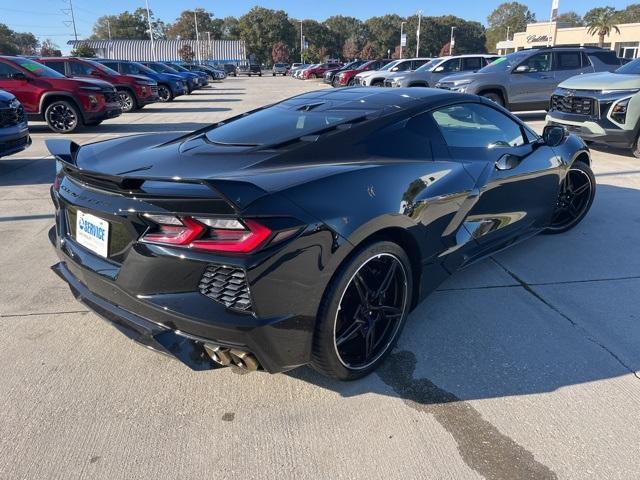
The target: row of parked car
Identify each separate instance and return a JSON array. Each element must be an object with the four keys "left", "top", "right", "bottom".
[
  {"left": 0, "top": 55, "right": 230, "bottom": 157},
  {"left": 293, "top": 47, "right": 639, "bottom": 156}
]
